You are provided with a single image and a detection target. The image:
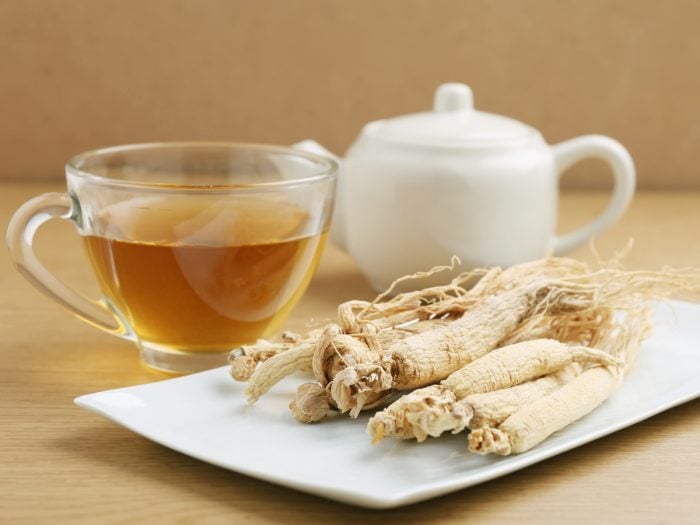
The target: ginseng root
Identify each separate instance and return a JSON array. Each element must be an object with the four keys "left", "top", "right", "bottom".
[
  {"left": 241, "top": 265, "right": 495, "bottom": 409},
  {"left": 442, "top": 339, "right": 619, "bottom": 398},
  {"left": 289, "top": 382, "right": 331, "bottom": 423},
  {"left": 245, "top": 342, "right": 315, "bottom": 404},
  {"left": 291, "top": 324, "right": 387, "bottom": 422},
  {"left": 468, "top": 365, "right": 621, "bottom": 455},
  {"left": 231, "top": 253, "right": 697, "bottom": 453},
  {"left": 368, "top": 338, "right": 619, "bottom": 442},
  {"left": 464, "top": 364, "right": 582, "bottom": 429},
  {"left": 229, "top": 341, "right": 290, "bottom": 382},
  {"left": 367, "top": 364, "right": 581, "bottom": 443},
  {"left": 337, "top": 280, "right": 589, "bottom": 416},
  {"left": 230, "top": 330, "right": 305, "bottom": 381},
  {"left": 469, "top": 307, "right": 654, "bottom": 455},
  {"left": 293, "top": 320, "right": 450, "bottom": 421},
  {"left": 237, "top": 258, "right": 584, "bottom": 412},
  {"left": 337, "top": 263, "right": 697, "bottom": 417}
]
